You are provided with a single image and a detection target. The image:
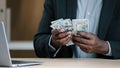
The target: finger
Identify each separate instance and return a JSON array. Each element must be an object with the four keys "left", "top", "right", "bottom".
[
  {"left": 76, "top": 43, "right": 88, "bottom": 49},
  {"left": 52, "top": 29, "right": 66, "bottom": 39},
  {"left": 57, "top": 35, "right": 72, "bottom": 45},
  {"left": 82, "top": 48, "right": 93, "bottom": 53},
  {"left": 72, "top": 35, "right": 80, "bottom": 42},
  {"left": 52, "top": 29, "right": 60, "bottom": 36},
  {"left": 57, "top": 32, "right": 69, "bottom": 39},
  {"left": 72, "top": 36, "right": 90, "bottom": 45},
  {"left": 75, "top": 43, "right": 89, "bottom": 52},
  {"left": 59, "top": 29, "right": 65, "bottom": 32},
  {"left": 78, "top": 44, "right": 93, "bottom": 53},
  {"left": 74, "top": 41, "right": 92, "bottom": 51},
  {"left": 80, "top": 45, "right": 93, "bottom": 53},
  {"left": 77, "top": 31, "right": 94, "bottom": 39}
]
